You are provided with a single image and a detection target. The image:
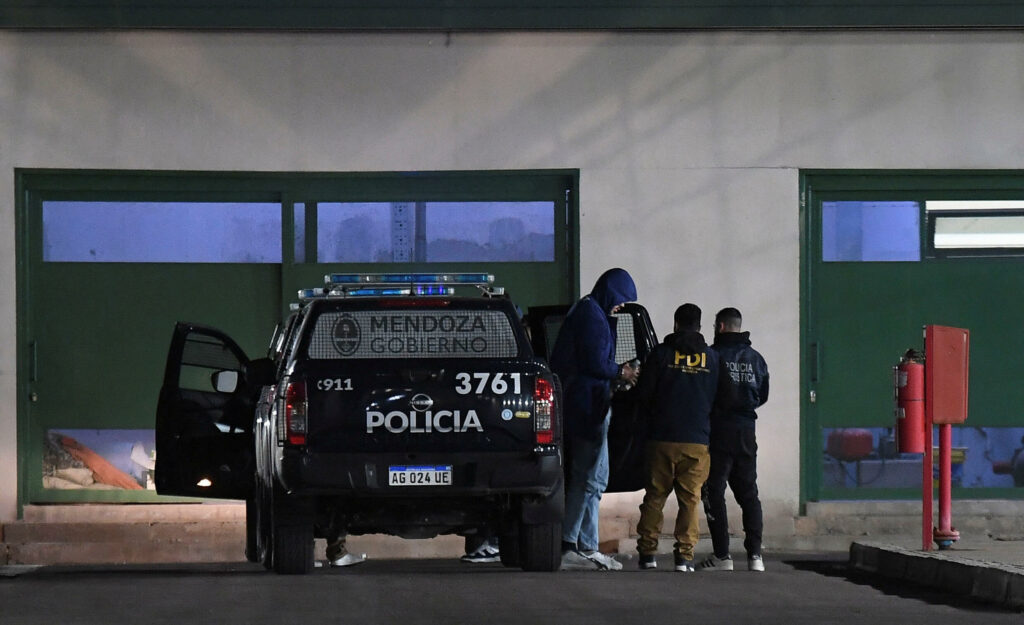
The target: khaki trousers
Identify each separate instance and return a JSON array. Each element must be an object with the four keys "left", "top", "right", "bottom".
[{"left": 635, "top": 441, "right": 710, "bottom": 560}]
